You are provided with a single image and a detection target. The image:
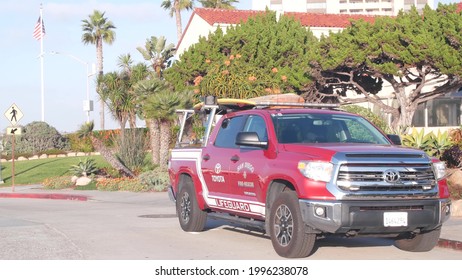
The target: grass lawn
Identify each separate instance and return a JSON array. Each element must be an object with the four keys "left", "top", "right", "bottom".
[{"left": 0, "top": 155, "right": 111, "bottom": 187}]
